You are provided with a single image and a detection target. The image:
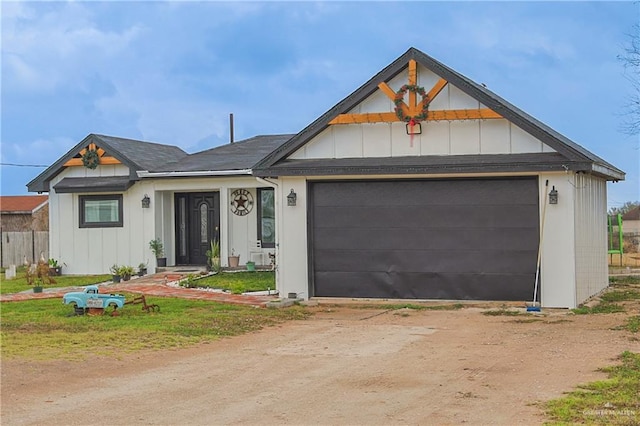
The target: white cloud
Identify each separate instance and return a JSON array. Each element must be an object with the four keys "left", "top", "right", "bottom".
[
  {"left": 447, "top": 11, "right": 577, "bottom": 71},
  {"left": 94, "top": 80, "right": 228, "bottom": 150},
  {"left": 2, "top": 2, "right": 144, "bottom": 93},
  {"left": 6, "top": 136, "right": 77, "bottom": 167}
]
